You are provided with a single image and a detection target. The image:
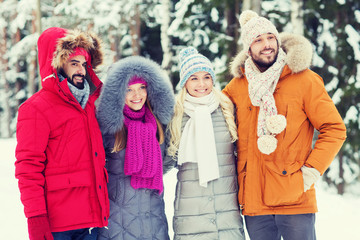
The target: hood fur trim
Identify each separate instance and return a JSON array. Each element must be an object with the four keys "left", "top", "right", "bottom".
[
  {"left": 52, "top": 29, "right": 103, "bottom": 70},
  {"left": 230, "top": 32, "right": 313, "bottom": 78},
  {"left": 96, "top": 56, "right": 175, "bottom": 135}
]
